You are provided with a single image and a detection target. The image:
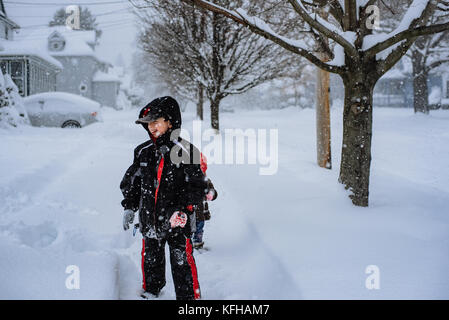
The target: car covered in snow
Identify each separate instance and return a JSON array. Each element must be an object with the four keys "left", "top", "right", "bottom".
[{"left": 23, "top": 92, "right": 102, "bottom": 128}]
